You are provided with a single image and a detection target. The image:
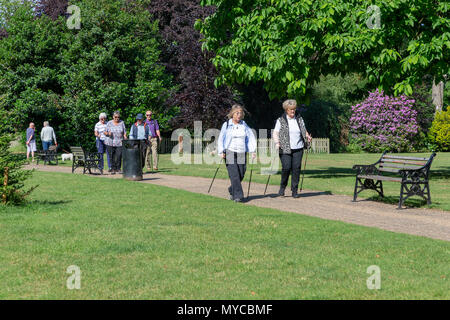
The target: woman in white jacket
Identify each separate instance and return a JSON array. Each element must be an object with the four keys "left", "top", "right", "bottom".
[{"left": 218, "top": 104, "right": 257, "bottom": 202}]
